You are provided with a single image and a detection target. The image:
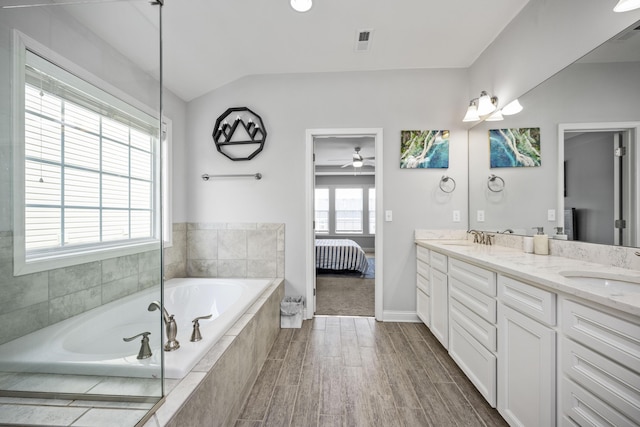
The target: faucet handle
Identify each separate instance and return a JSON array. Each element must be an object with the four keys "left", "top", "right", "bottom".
[
  {"left": 190, "top": 314, "right": 213, "bottom": 342},
  {"left": 486, "top": 234, "right": 495, "bottom": 245},
  {"left": 123, "top": 332, "right": 152, "bottom": 359}
]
